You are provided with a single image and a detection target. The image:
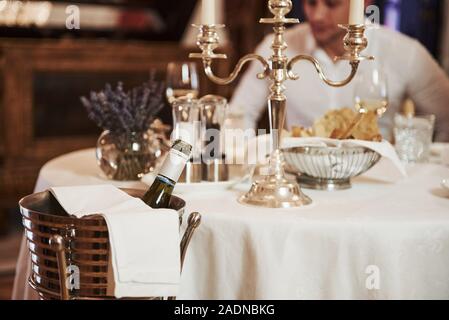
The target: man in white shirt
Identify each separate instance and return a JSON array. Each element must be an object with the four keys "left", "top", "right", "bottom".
[{"left": 230, "top": 0, "right": 449, "bottom": 141}]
